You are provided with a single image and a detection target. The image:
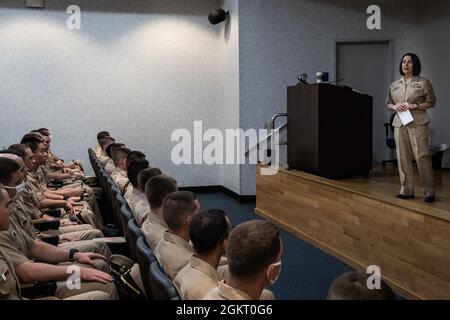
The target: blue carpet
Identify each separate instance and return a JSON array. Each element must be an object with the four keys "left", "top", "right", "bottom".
[{"left": 197, "top": 192, "right": 353, "bottom": 300}]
